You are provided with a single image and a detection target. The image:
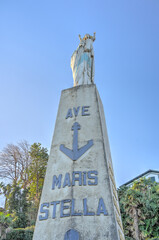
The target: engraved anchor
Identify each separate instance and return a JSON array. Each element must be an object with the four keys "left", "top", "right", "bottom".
[{"left": 60, "top": 122, "right": 93, "bottom": 161}]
